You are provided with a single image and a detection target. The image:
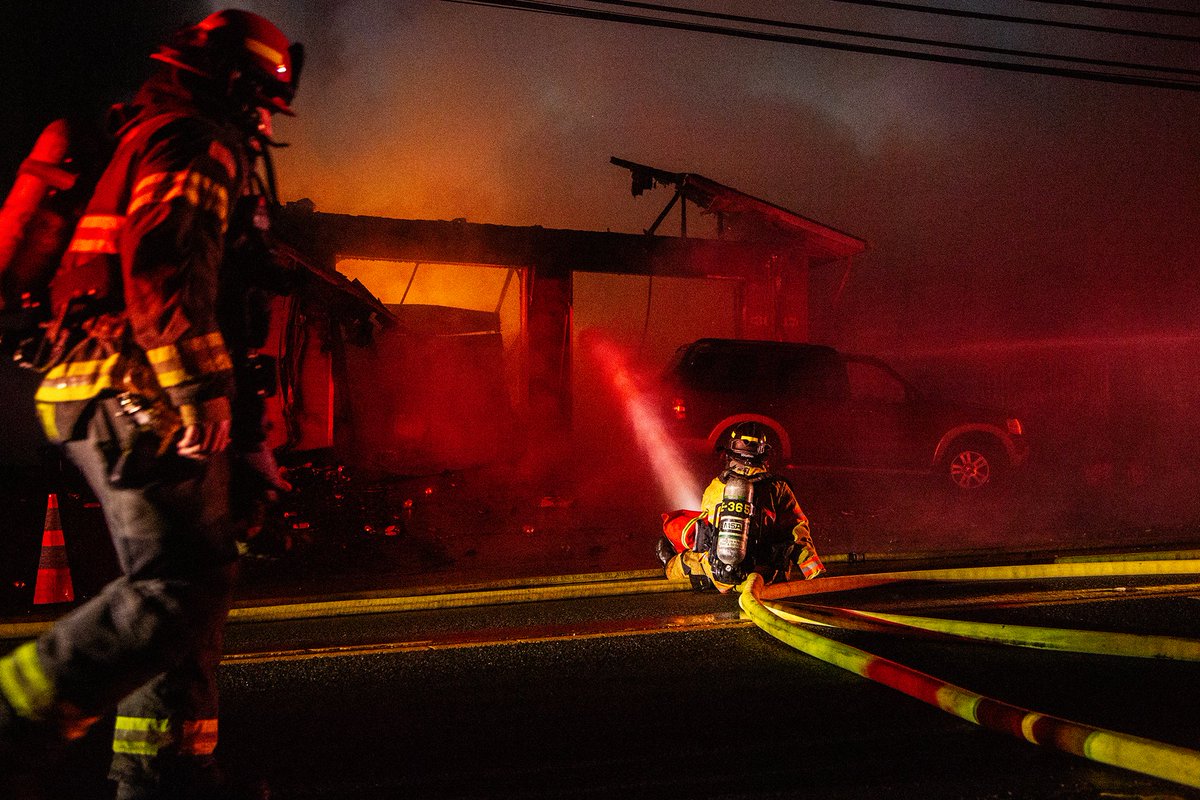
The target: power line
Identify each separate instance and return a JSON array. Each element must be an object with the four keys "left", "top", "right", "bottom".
[
  {"left": 445, "top": 0, "right": 1200, "bottom": 91},
  {"left": 586, "top": 0, "right": 1200, "bottom": 77},
  {"left": 1019, "top": 0, "right": 1200, "bottom": 19},
  {"left": 824, "top": 0, "right": 1200, "bottom": 44}
]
